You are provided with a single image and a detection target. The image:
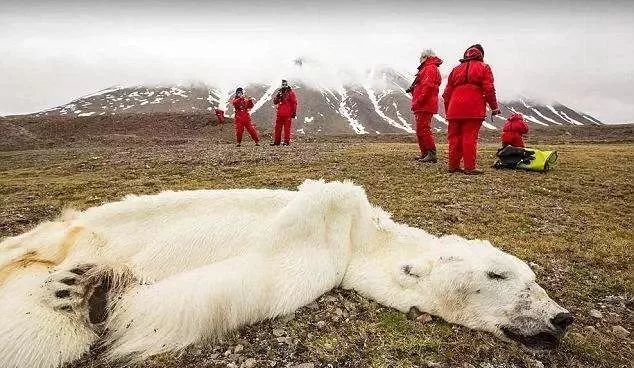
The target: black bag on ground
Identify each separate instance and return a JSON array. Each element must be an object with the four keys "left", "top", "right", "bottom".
[{"left": 493, "top": 146, "right": 558, "bottom": 172}]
